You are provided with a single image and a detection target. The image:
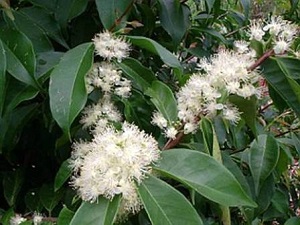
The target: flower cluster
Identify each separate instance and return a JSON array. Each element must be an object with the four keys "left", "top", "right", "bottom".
[
  {"left": 10, "top": 214, "right": 26, "bottom": 225},
  {"left": 93, "top": 30, "right": 131, "bottom": 62},
  {"left": 70, "top": 122, "right": 160, "bottom": 216},
  {"left": 175, "top": 49, "right": 260, "bottom": 134},
  {"left": 248, "top": 16, "right": 298, "bottom": 54},
  {"left": 85, "top": 62, "right": 131, "bottom": 97}
]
